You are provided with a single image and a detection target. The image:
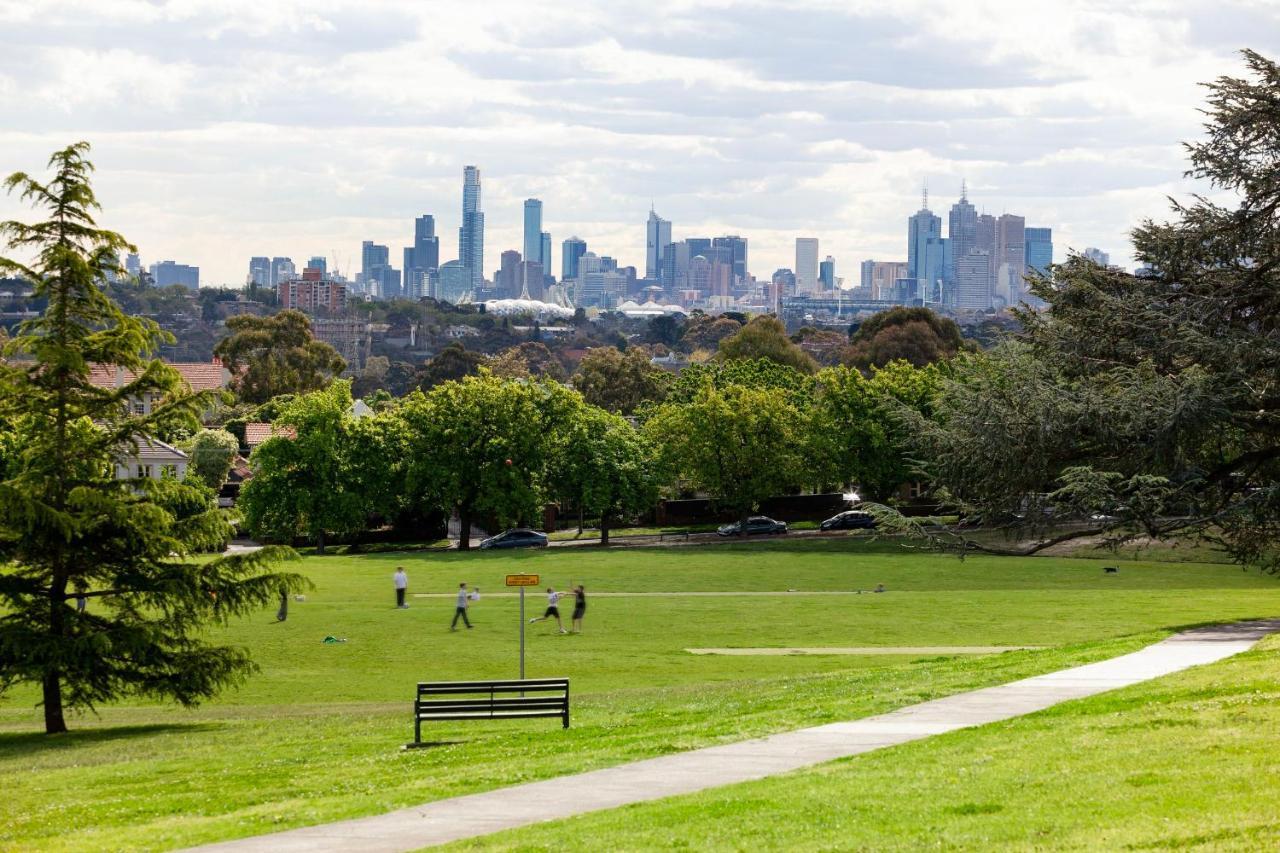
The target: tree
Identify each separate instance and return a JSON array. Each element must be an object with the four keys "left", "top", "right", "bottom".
[
  {"left": 645, "top": 384, "right": 808, "bottom": 535},
  {"left": 645, "top": 314, "right": 684, "bottom": 348},
  {"left": 912, "top": 52, "right": 1280, "bottom": 567},
  {"left": 716, "top": 315, "right": 817, "bottom": 374},
  {"left": 680, "top": 312, "right": 741, "bottom": 352},
  {"left": 213, "top": 309, "right": 346, "bottom": 405},
  {"left": 572, "top": 347, "right": 670, "bottom": 414},
  {"left": 238, "top": 381, "right": 391, "bottom": 553},
  {"left": 549, "top": 406, "right": 658, "bottom": 545},
  {"left": 663, "top": 358, "right": 814, "bottom": 408},
  {"left": 417, "top": 341, "right": 485, "bottom": 389},
  {"left": 401, "top": 372, "right": 571, "bottom": 549},
  {"left": 792, "top": 327, "right": 849, "bottom": 367},
  {"left": 0, "top": 143, "right": 303, "bottom": 734},
  {"left": 185, "top": 428, "right": 240, "bottom": 490},
  {"left": 489, "top": 342, "right": 567, "bottom": 382},
  {"left": 845, "top": 306, "right": 967, "bottom": 371}
]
